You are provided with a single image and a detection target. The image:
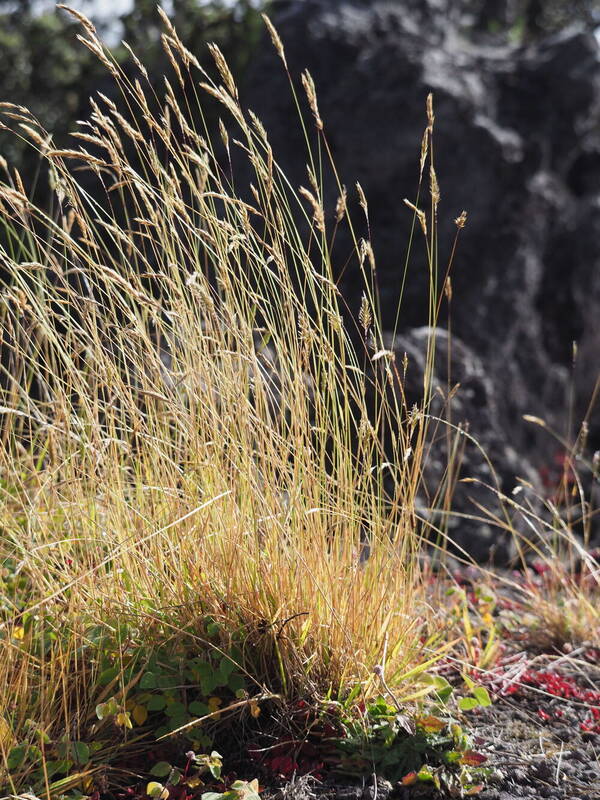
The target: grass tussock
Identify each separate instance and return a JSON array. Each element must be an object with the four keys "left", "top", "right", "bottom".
[
  {"left": 0, "top": 9, "right": 457, "bottom": 790},
  {"left": 0, "top": 7, "right": 598, "bottom": 797}
]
